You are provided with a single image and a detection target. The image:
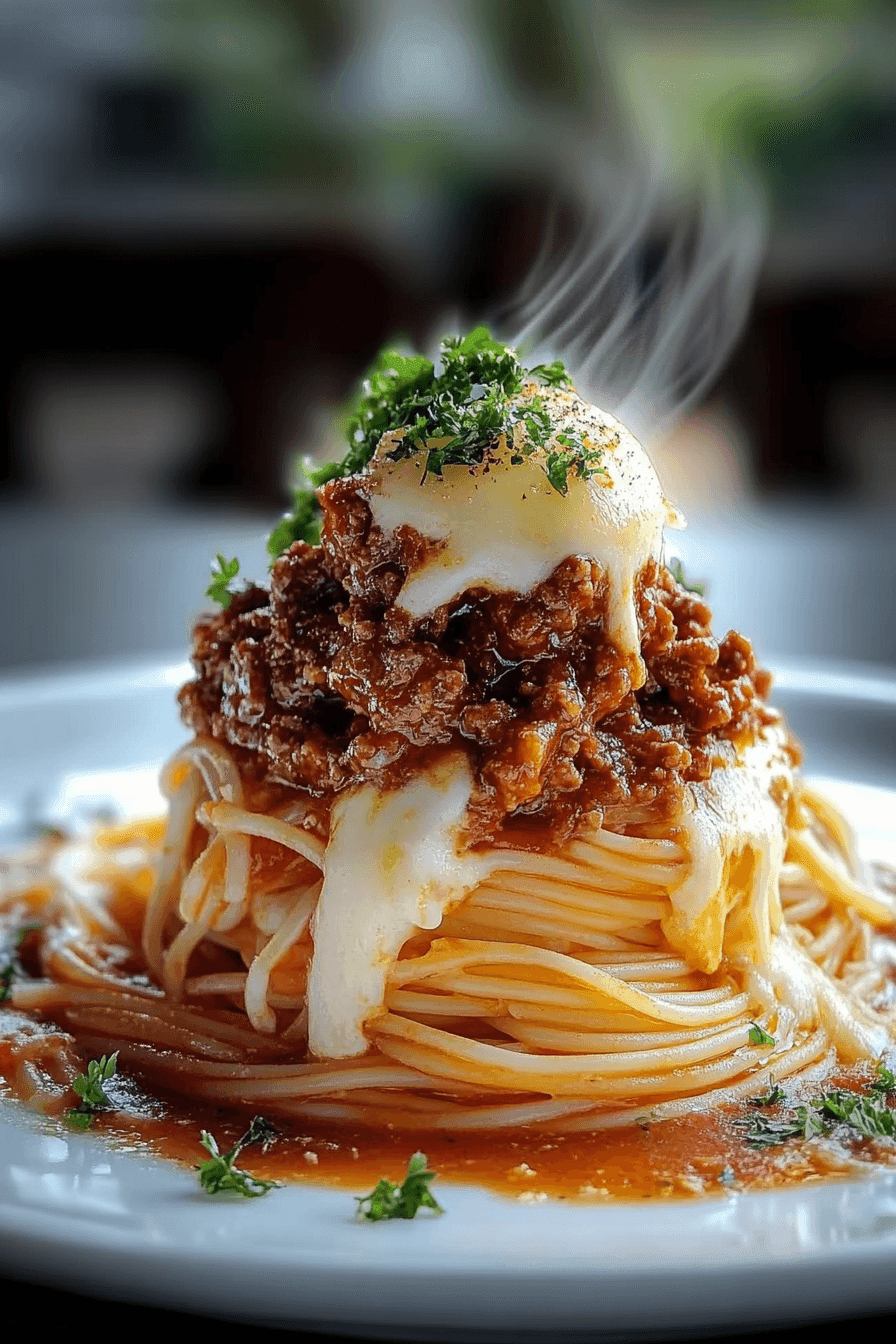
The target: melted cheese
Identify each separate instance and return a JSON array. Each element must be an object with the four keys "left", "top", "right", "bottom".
[
  {"left": 313, "top": 384, "right": 885, "bottom": 1076},
  {"left": 756, "top": 926, "right": 890, "bottom": 1060},
  {"left": 364, "top": 386, "right": 681, "bottom": 688},
  {"left": 306, "top": 754, "right": 498, "bottom": 1058},
  {"left": 665, "top": 725, "right": 792, "bottom": 975}
]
